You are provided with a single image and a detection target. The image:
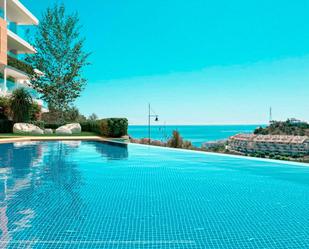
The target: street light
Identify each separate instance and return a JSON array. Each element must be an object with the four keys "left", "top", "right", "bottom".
[{"left": 148, "top": 103, "right": 159, "bottom": 144}]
